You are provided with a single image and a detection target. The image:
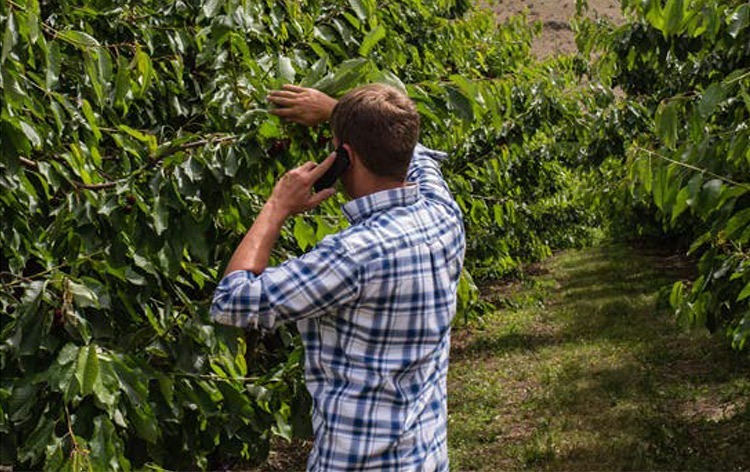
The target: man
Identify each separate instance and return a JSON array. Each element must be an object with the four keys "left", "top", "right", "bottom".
[{"left": 211, "top": 83, "right": 465, "bottom": 471}]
